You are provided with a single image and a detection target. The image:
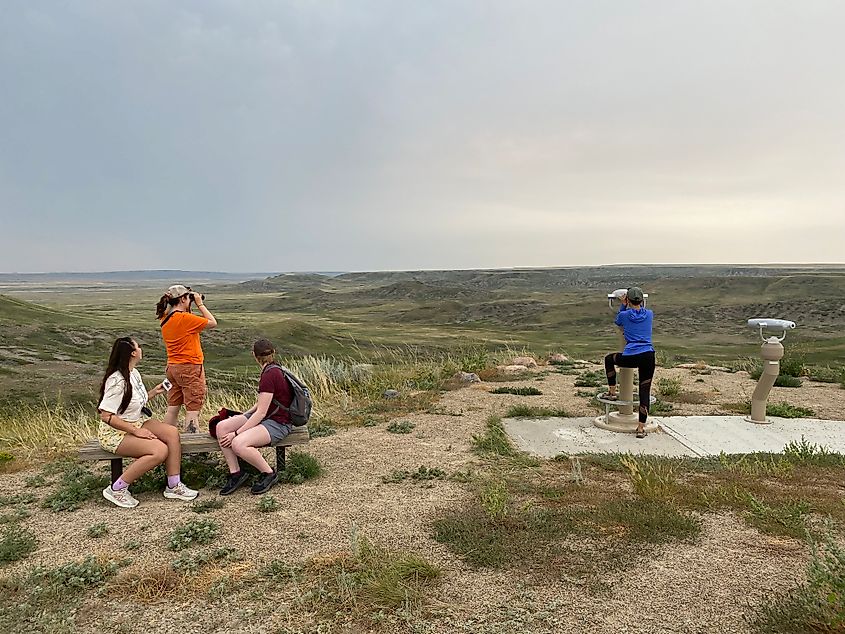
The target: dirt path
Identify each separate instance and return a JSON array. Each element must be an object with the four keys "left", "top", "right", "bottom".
[{"left": 2, "top": 364, "right": 840, "bottom": 633}]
